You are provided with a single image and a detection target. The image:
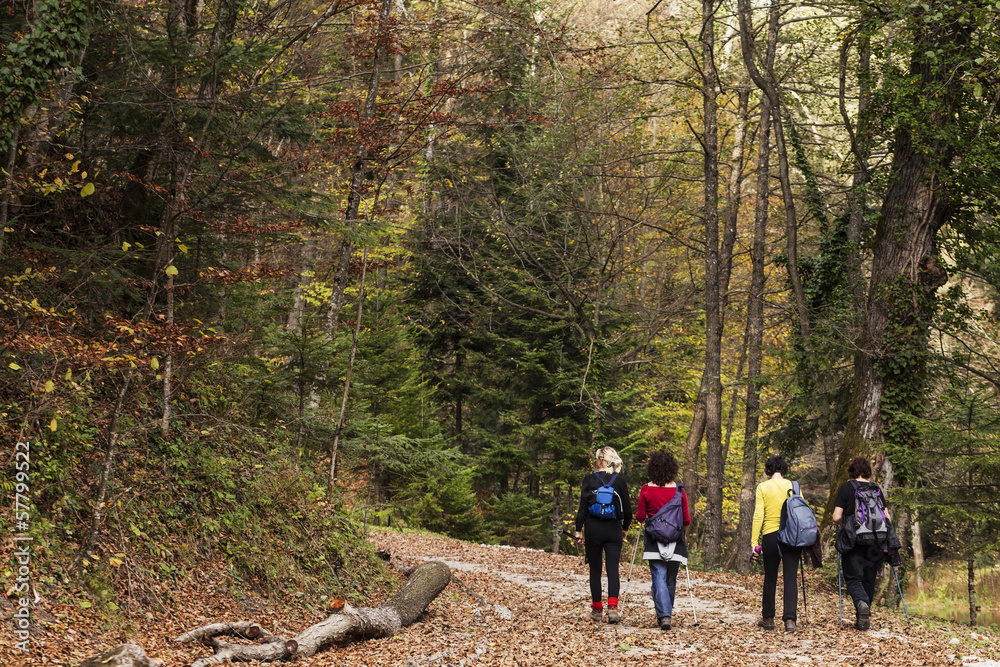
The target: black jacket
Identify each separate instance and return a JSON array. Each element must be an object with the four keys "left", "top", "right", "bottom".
[{"left": 575, "top": 471, "right": 632, "bottom": 532}]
